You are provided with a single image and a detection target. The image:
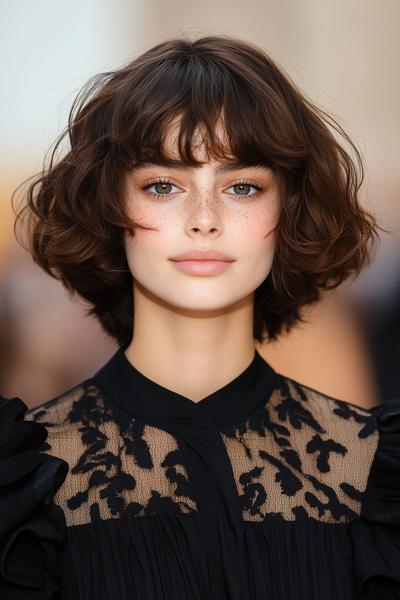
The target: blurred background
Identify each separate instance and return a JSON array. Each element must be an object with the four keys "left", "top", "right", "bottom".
[{"left": 0, "top": 0, "right": 399, "bottom": 409}]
